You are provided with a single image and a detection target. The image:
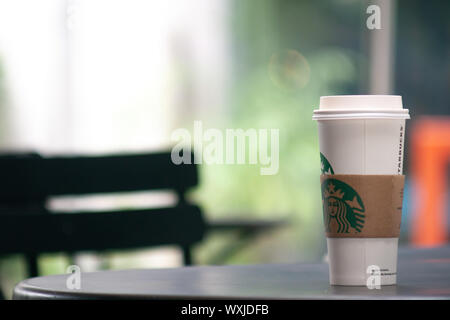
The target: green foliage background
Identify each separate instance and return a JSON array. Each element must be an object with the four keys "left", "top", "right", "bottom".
[{"left": 193, "top": 0, "right": 363, "bottom": 264}]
